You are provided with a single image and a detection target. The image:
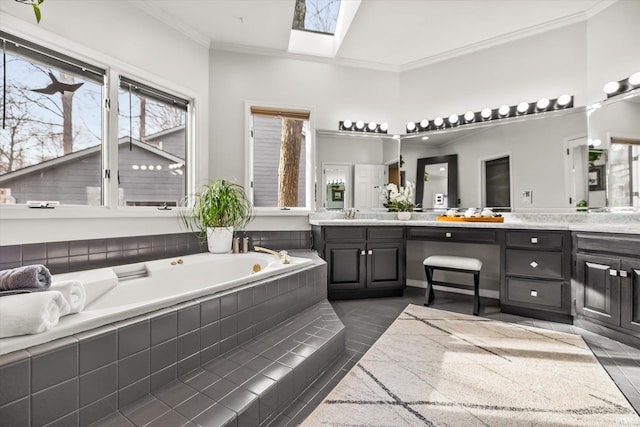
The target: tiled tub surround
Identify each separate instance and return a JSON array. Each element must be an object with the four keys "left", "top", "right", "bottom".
[
  {"left": 0, "top": 258, "right": 345, "bottom": 427},
  {"left": 0, "top": 230, "right": 313, "bottom": 274},
  {"left": 0, "top": 252, "right": 315, "bottom": 356}
]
